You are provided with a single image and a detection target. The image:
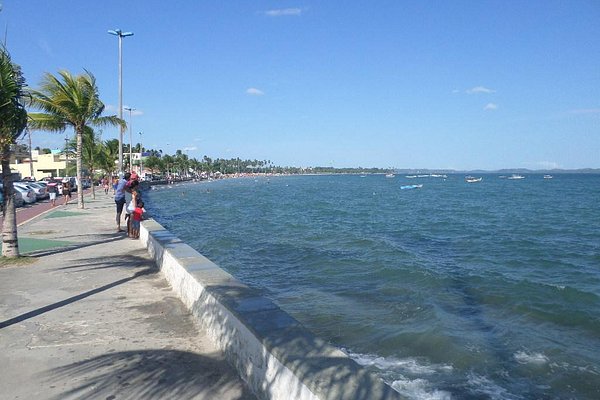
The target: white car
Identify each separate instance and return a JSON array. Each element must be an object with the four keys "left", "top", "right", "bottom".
[
  {"left": 16, "top": 182, "right": 46, "bottom": 200},
  {"left": 0, "top": 183, "right": 27, "bottom": 207},
  {"left": 26, "top": 182, "right": 49, "bottom": 199},
  {"left": 12, "top": 183, "right": 37, "bottom": 204}
]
